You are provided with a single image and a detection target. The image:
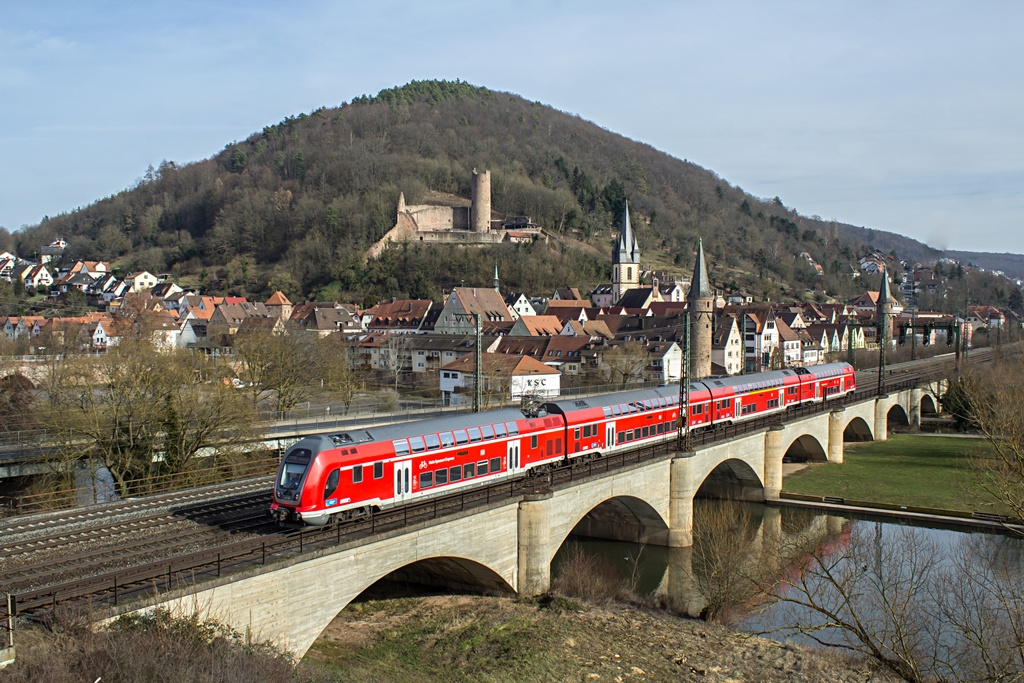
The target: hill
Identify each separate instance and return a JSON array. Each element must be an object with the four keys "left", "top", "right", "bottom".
[{"left": 6, "top": 80, "right": 1019, "bottom": 304}]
